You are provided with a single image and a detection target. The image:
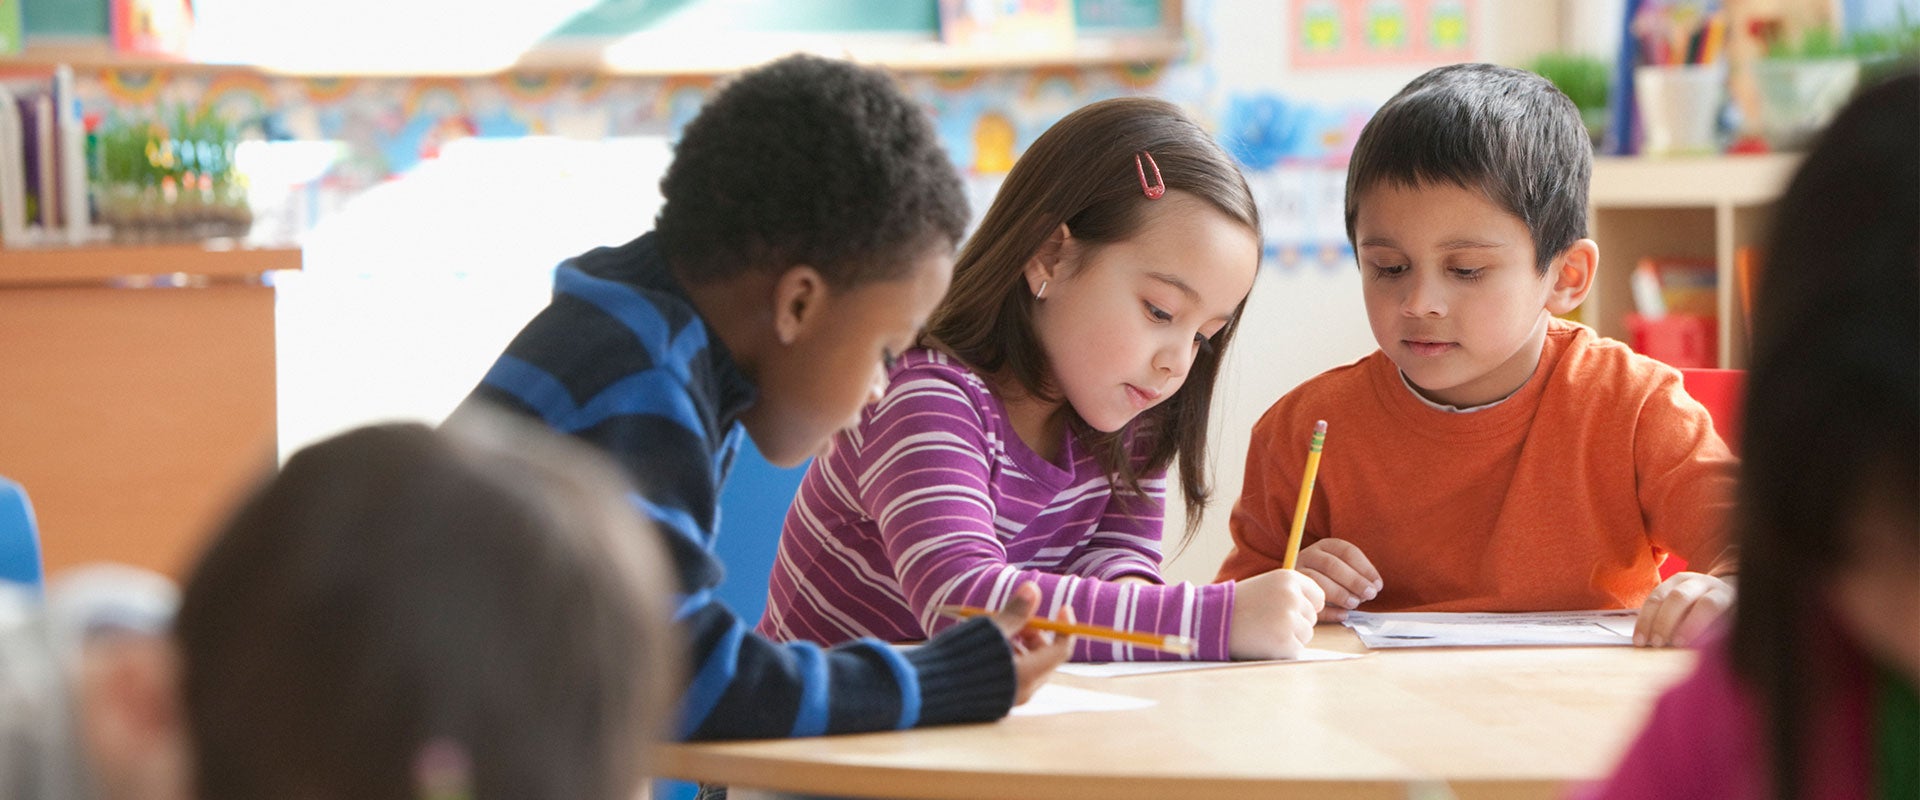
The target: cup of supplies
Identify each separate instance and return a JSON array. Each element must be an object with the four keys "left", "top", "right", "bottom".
[{"left": 1633, "top": 63, "right": 1728, "bottom": 156}]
